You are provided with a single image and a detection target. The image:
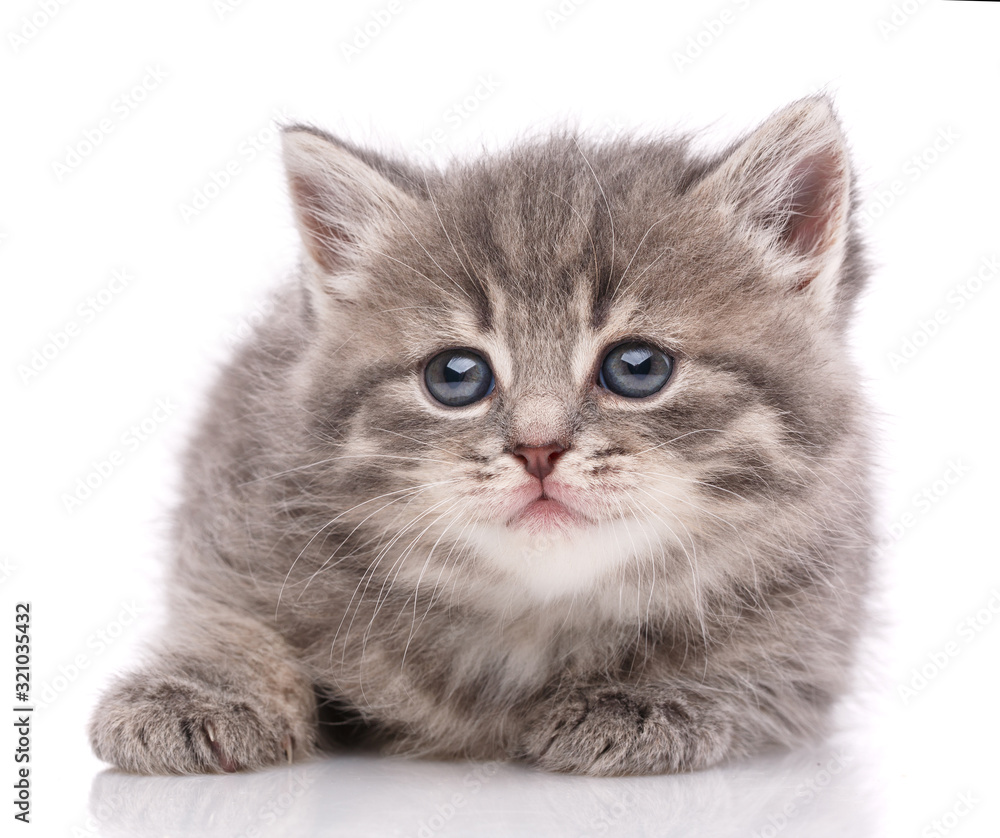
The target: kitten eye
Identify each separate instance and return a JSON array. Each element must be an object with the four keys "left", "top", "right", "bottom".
[
  {"left": 424, "top": 349, "right": 495, "bottom": 407},
  {"left": 599, "top": 342, "right": 673, "bottom": 399}
]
